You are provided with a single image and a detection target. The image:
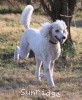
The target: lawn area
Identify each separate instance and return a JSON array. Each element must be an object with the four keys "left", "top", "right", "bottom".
[{"left": 0, "top": 13, "right": 82, "bottom": 100}]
